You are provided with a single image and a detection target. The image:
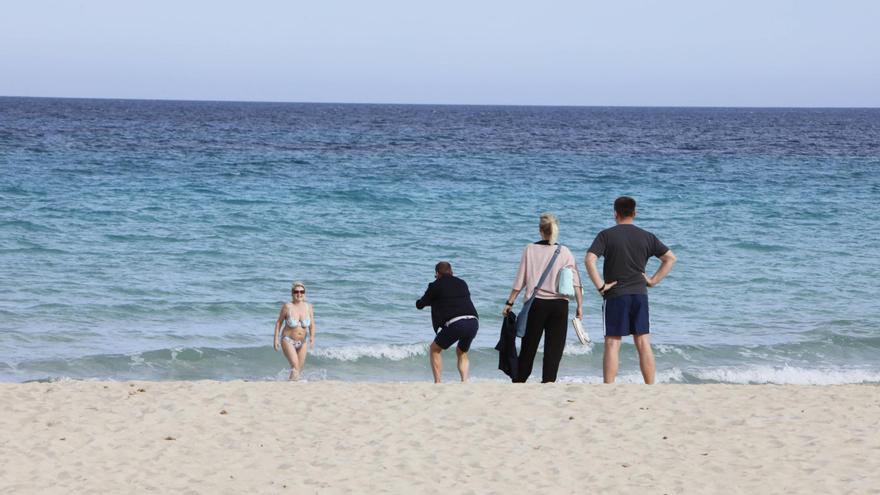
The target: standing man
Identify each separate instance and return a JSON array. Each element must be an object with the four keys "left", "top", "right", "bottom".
[
  {"left": 585, "top": 197, "right": 676, "bottom": 384},
  {"left": 416, "top": 261, "right": 479, "bottom": 383}
]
